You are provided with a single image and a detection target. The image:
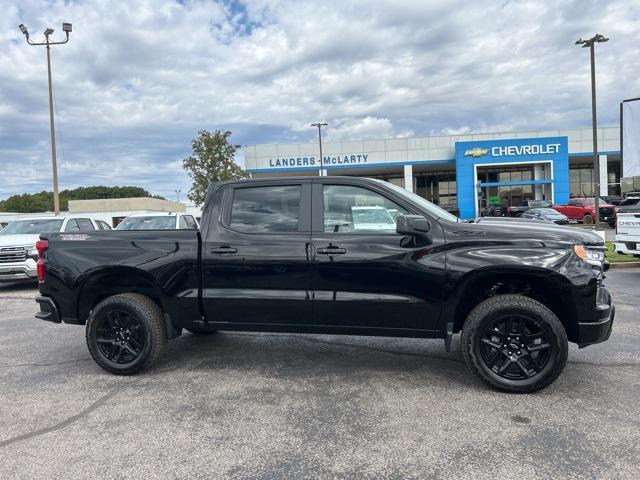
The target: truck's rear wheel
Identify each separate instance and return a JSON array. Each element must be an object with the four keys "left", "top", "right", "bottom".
[
  {"left": 461, "top": 294, "right": 568, "bottom": 393},
  {"left": 86, "top": 293, "right": 167, "bottom": 375},
  {"left": 582, "top": 214, "right": 594, "bottom": 224}
]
